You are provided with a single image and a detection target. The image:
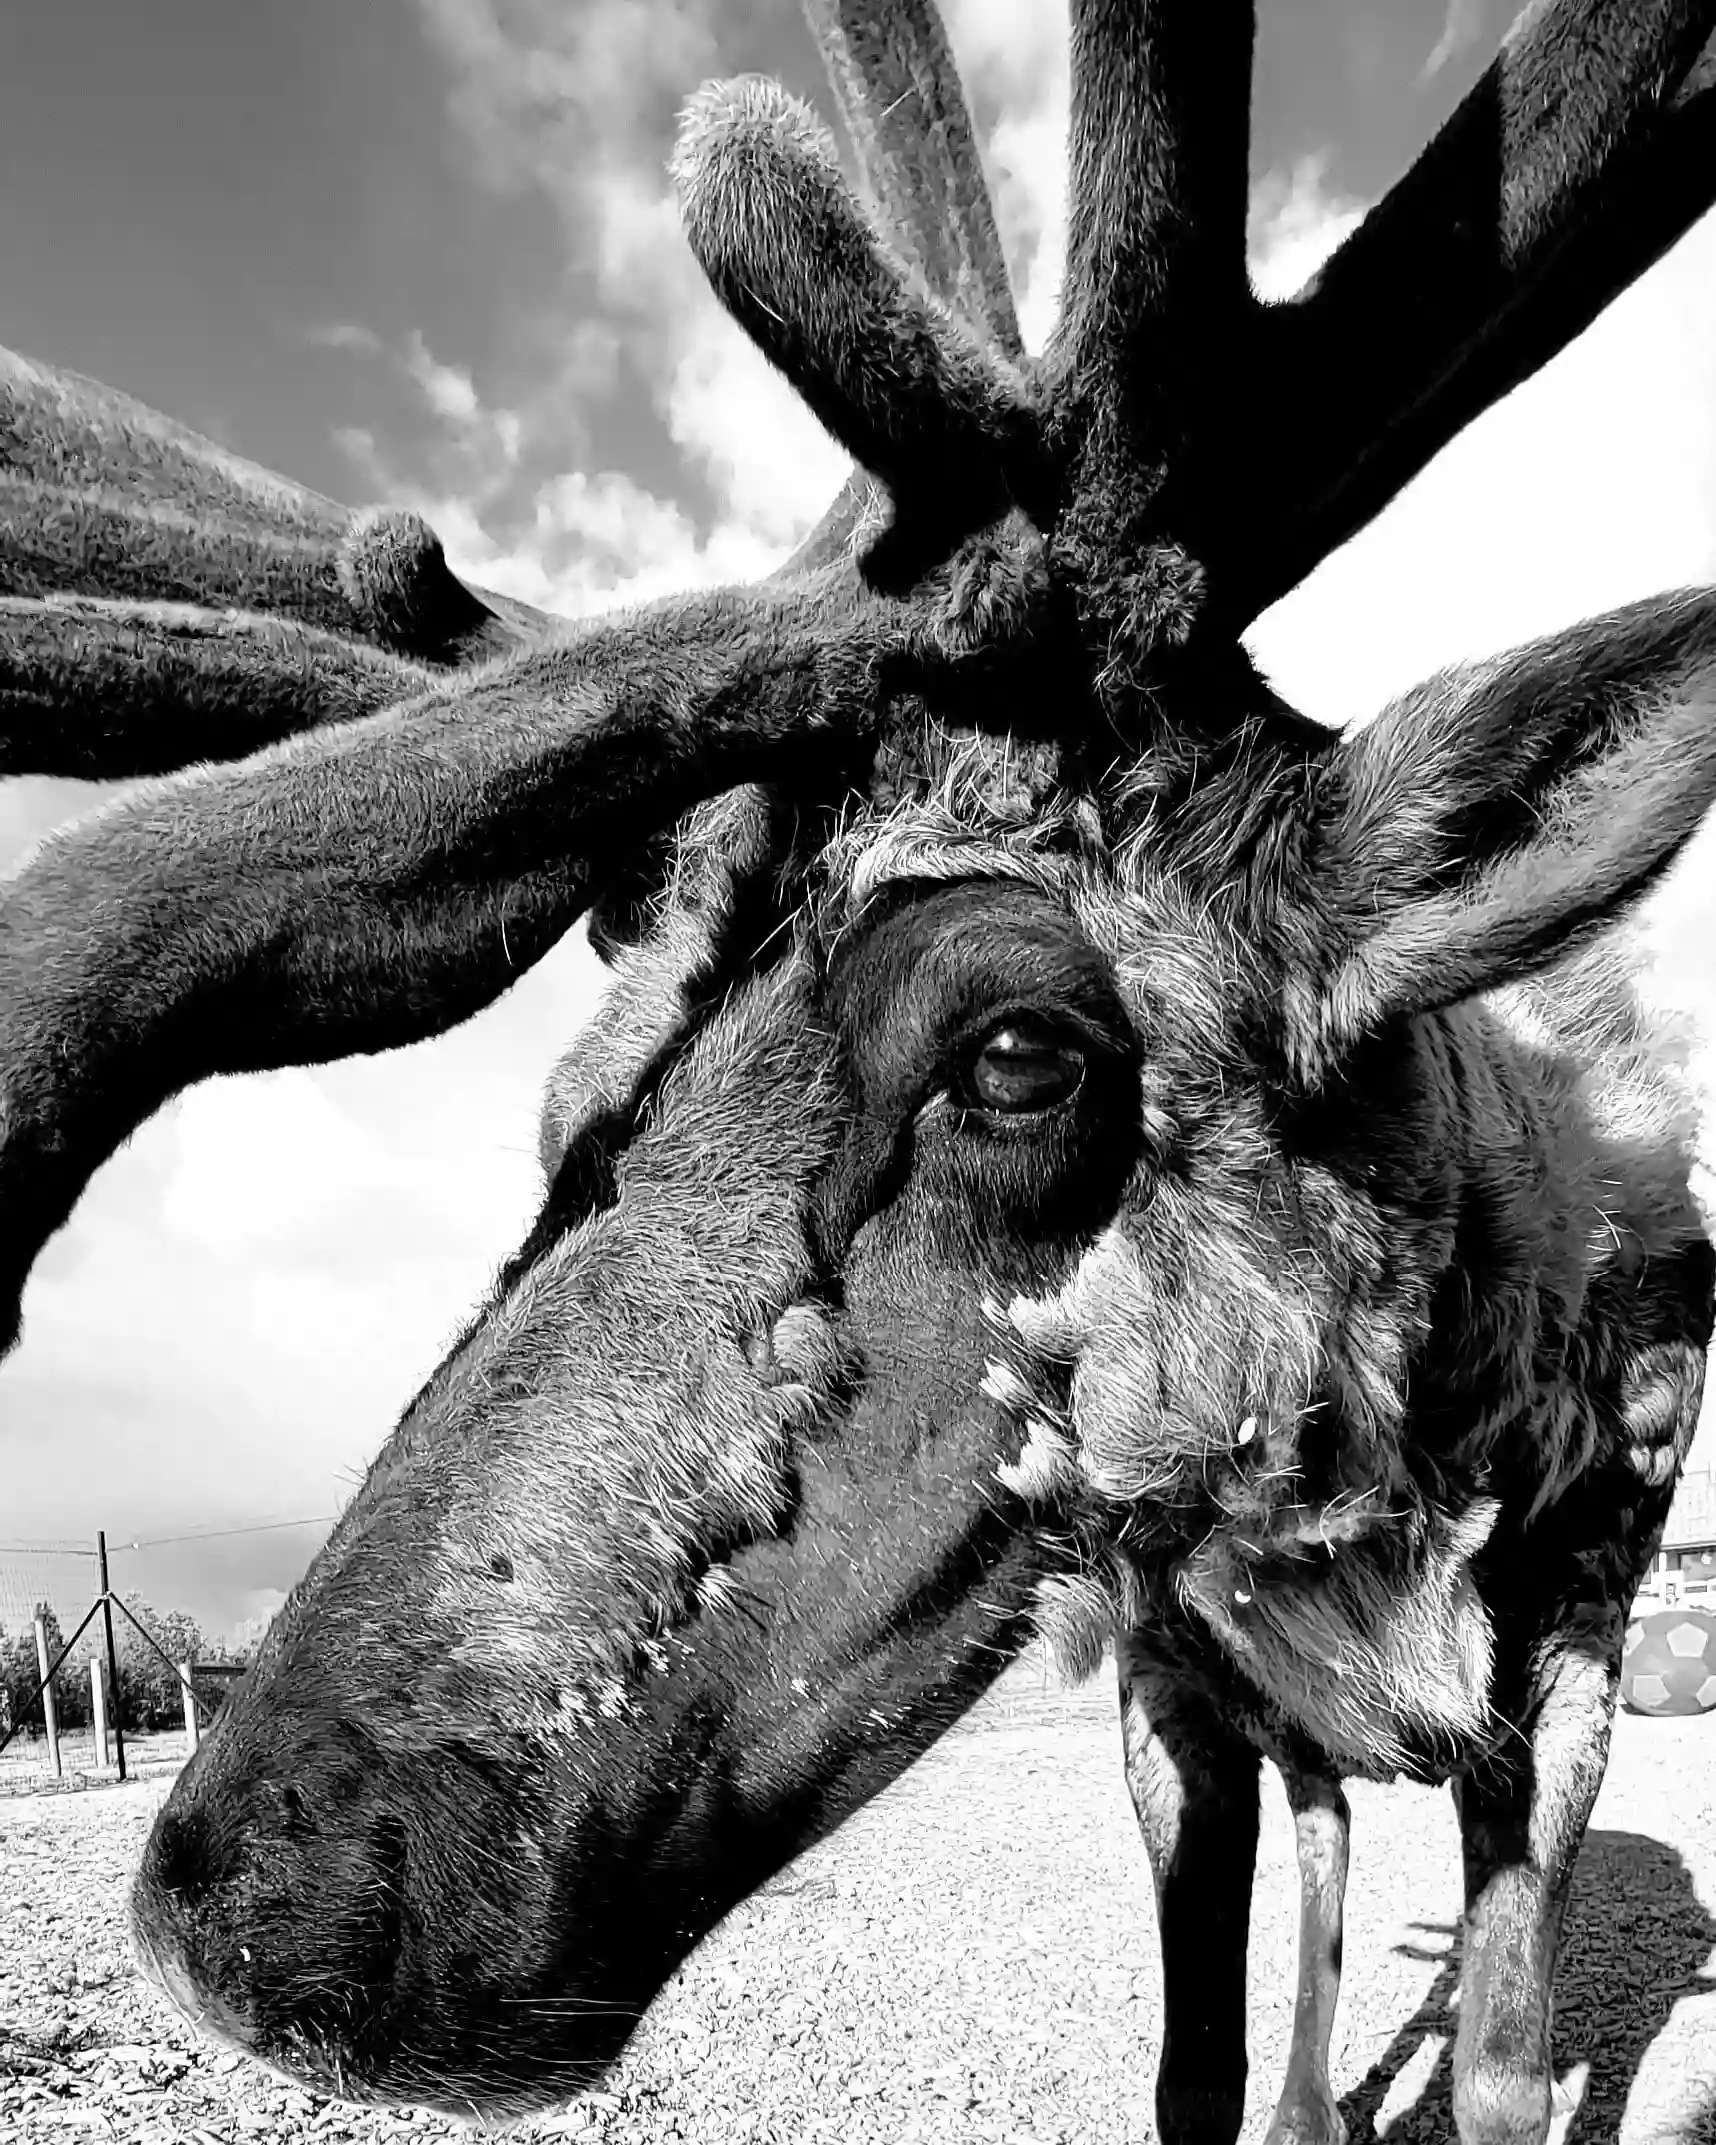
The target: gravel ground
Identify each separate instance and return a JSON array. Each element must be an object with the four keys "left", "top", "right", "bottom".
[
  {"left": 2, "top": 1662, "right": 1713, "bottom": 2145},
  {"left": 1, "top": 1733, "right": 202, "bottom": 1801}
]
